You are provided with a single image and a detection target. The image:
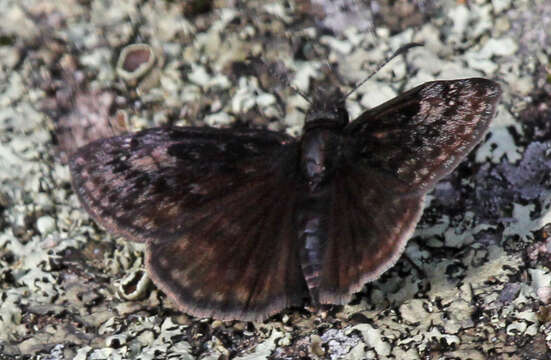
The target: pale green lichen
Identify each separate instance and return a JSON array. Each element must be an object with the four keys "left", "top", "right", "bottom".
[
  {"left": 236, "top": 328, "right": 287, "bottom": 360},
  {"left": 346, "top": 324, "right": 391, "bottom": 357}
]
